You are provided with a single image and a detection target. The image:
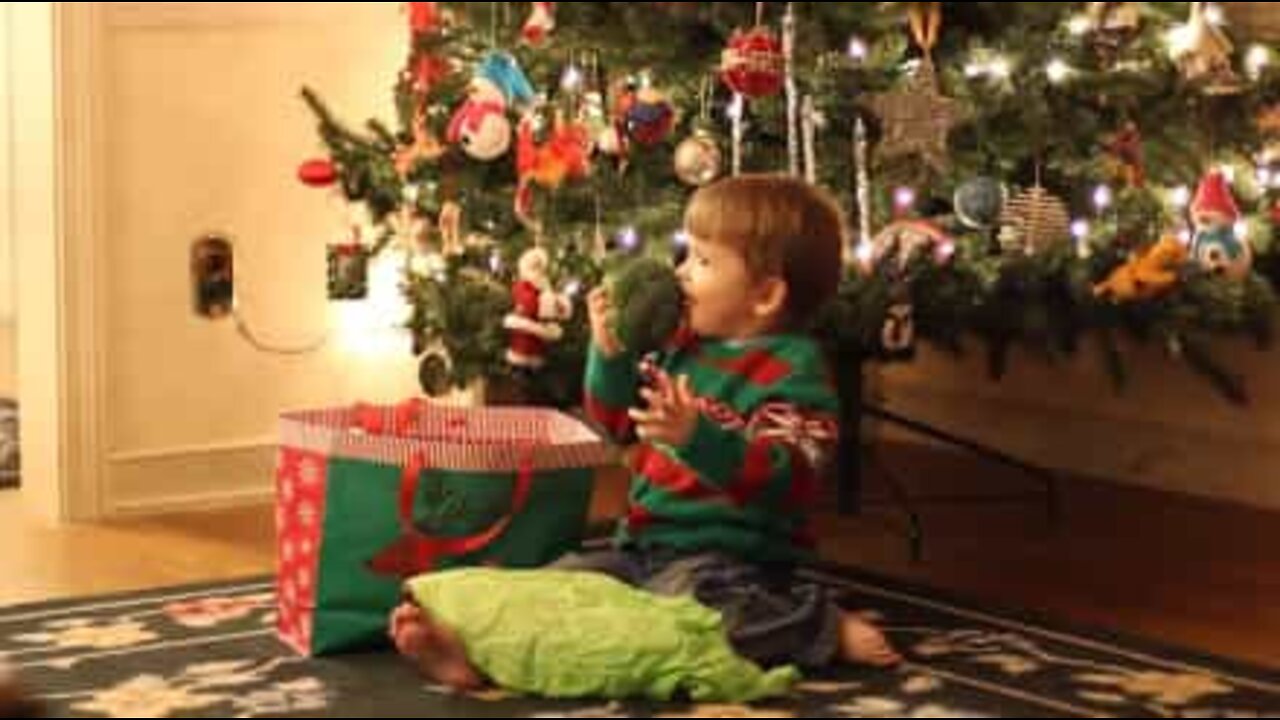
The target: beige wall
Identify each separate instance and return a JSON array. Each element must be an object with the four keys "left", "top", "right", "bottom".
[
  {"left": 875, "top": 336, "right": 1280, "bottom": 510},
  {"left": 0, "top": 4, "right": 13, "bottom": 327},
  {"left": 102, "top": 3, "right": 421, "bottom": 513}
]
